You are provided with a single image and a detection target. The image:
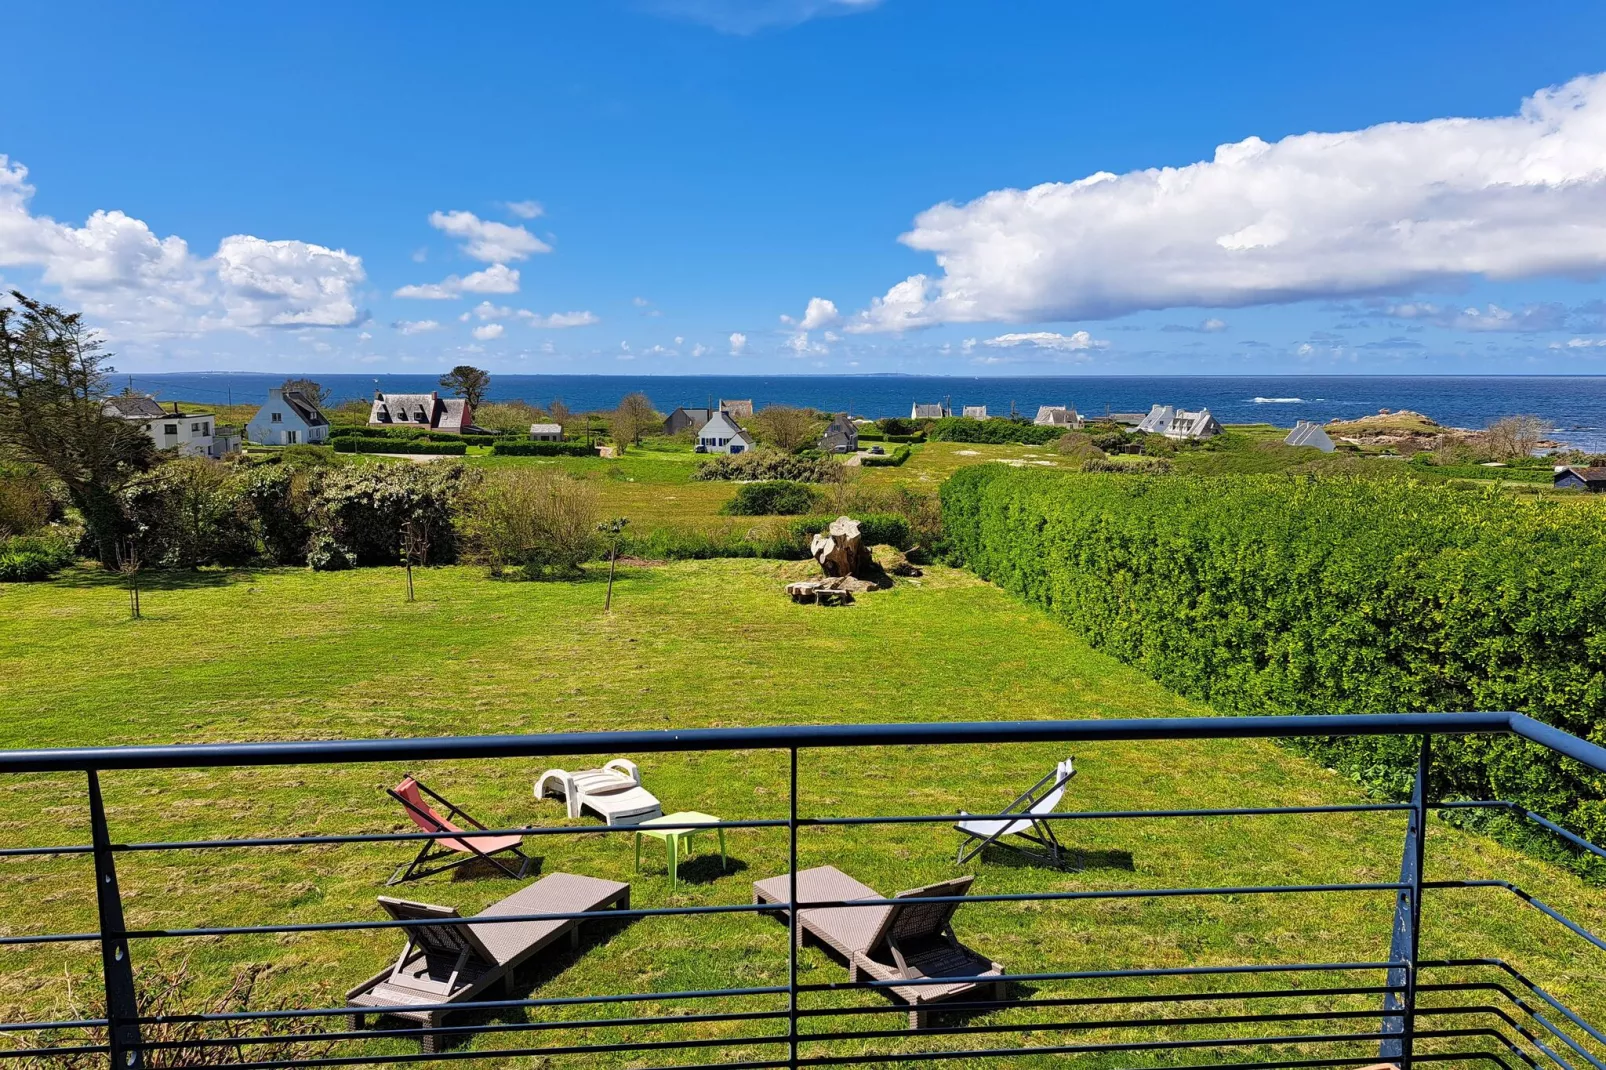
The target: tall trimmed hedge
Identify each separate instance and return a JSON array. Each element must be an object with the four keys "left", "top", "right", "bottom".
[
  {"left": 860, "top": 445, "right": 911, "bottom": 467},
  {"left": 334, "top": 438, "right": 468, "bottom": 456},
  {"left": 941, "top": 464, "right": 1606, "bottom": 841},
  {"left": 490, "top": 440, "right": 594, "bottom": 457}
]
